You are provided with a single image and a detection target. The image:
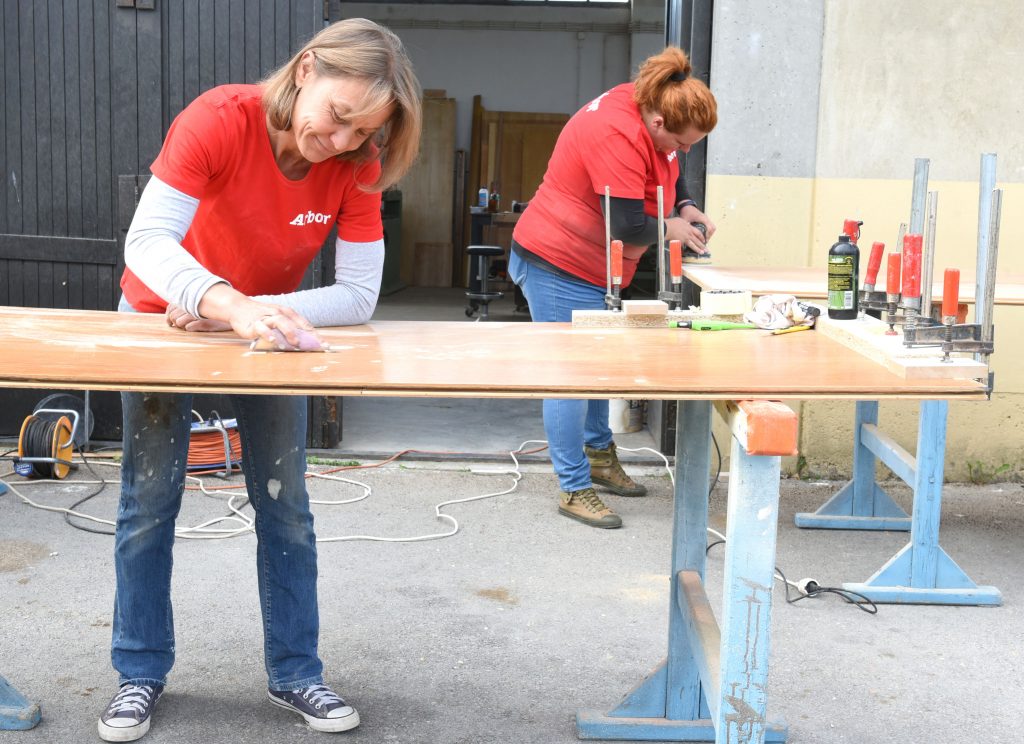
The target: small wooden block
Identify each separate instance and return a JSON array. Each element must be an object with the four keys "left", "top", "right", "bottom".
[
  {"left": 622, "top": 300, "right": 668, "bottom": 316},
  {"left": 714, "top": 400, "right": 798, "bottom": 456},
  {"left": 572, "top": 309, "right": 667, "bottom": 328}
]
